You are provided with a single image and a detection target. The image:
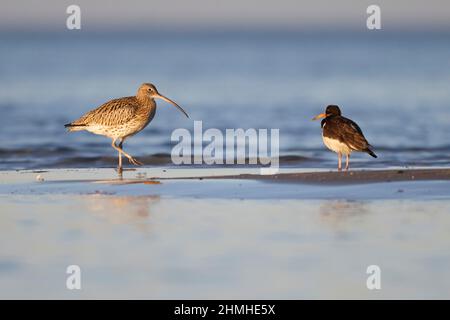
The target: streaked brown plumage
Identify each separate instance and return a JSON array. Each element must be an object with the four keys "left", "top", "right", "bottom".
[
  {"left": 313, "top": 105, "right": 377, "bottom": 171},
  {"left": 65, "top": 83, "right": 189, "bottom": 173}
]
